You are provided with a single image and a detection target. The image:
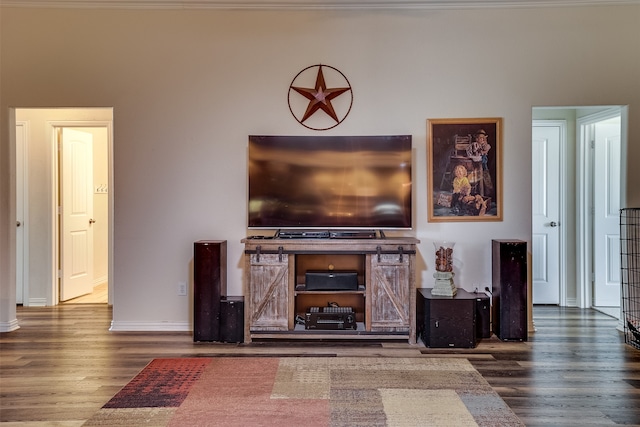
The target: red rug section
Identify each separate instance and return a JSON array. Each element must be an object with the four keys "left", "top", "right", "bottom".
[
  {"left": 168, "top": 358, "right": 330, "bottom": 427},
  {"left": 103, "top": 358, "right": 211, "bottom": 408}
]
